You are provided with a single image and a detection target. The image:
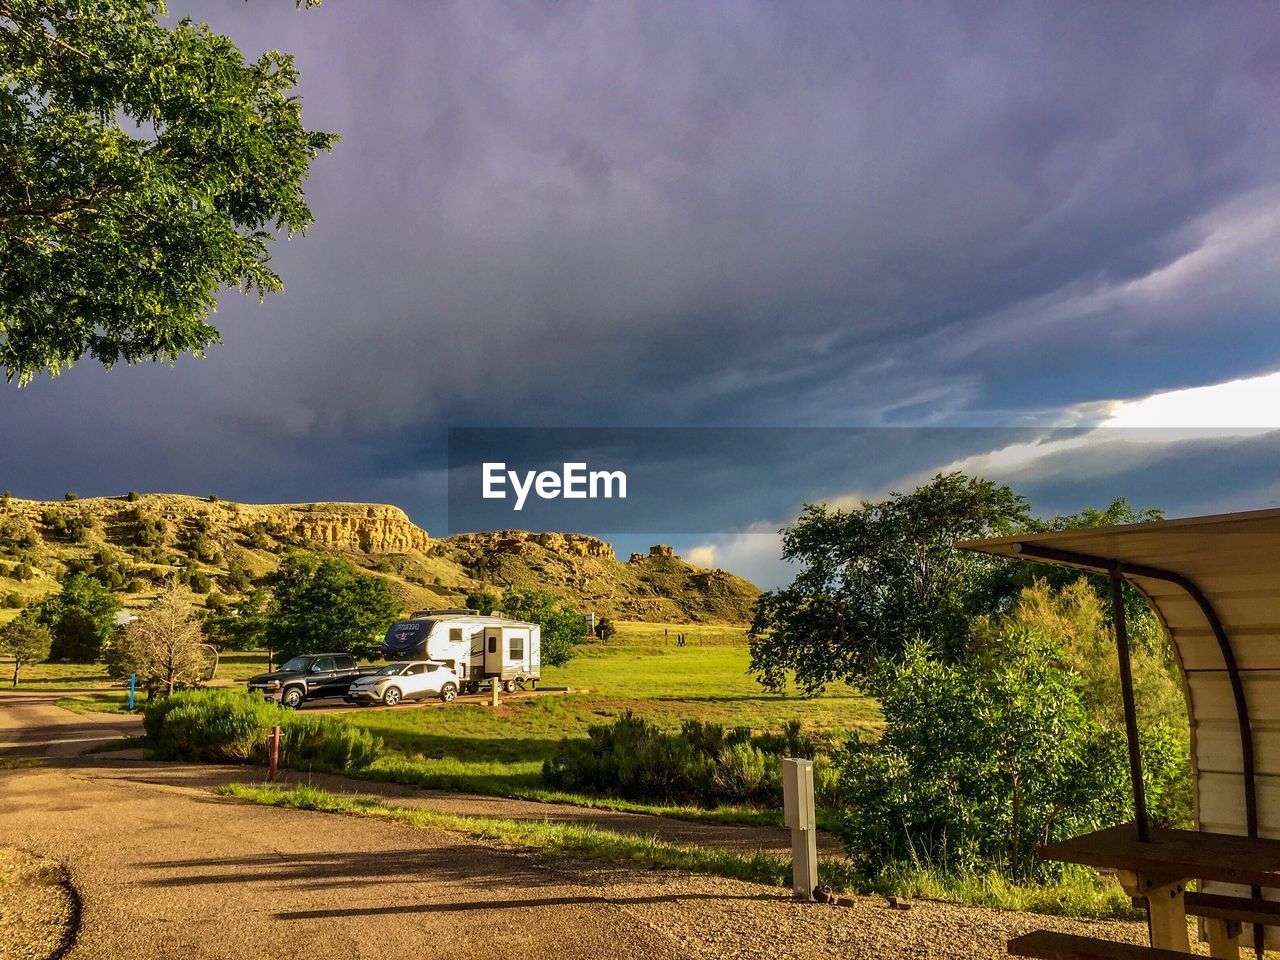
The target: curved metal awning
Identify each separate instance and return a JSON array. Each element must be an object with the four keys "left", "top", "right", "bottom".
[{"left": 958, "top": 506, "right": 1280, "bottom": 853}]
